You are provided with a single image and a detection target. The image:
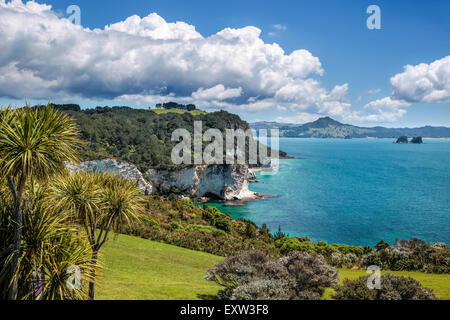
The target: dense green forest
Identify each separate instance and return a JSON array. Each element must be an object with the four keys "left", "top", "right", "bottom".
[{"left": 60, "top": 106, "right": 274, "bottom": 172}]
